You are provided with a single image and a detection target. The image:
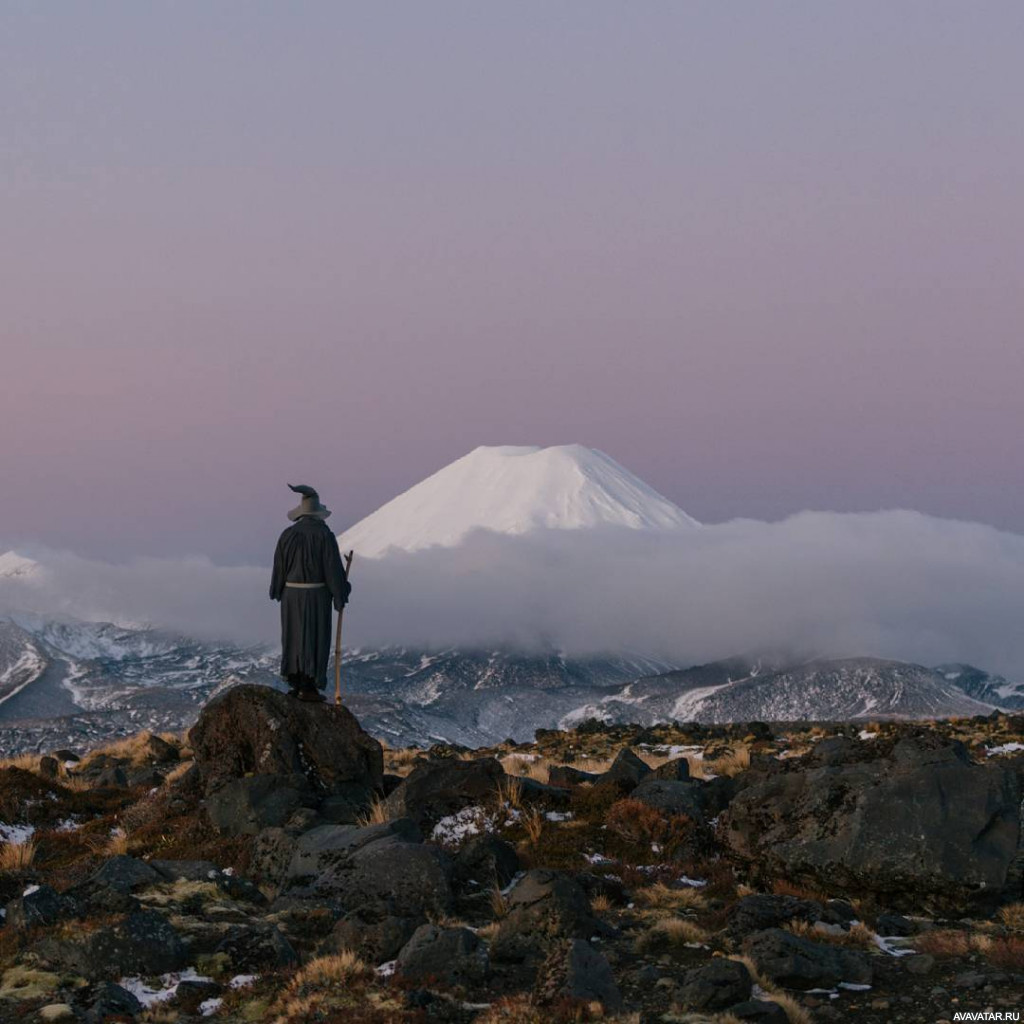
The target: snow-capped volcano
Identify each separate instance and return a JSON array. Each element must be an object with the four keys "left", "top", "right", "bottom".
[{"left": 339, "top": 444, "right": 698, "bottom": 558}]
